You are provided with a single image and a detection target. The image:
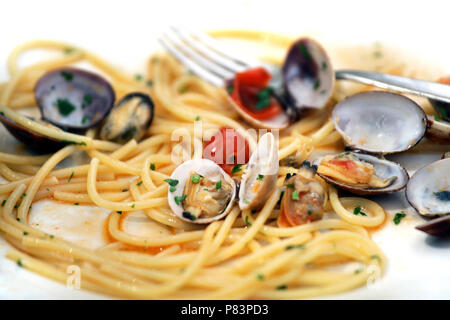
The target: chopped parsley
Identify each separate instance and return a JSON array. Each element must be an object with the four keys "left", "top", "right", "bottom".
[
  {"left": 374, "top": 51, "right": 383, "bottom": 59},
  {"left": 164, "top": 179, "right": 179, "bottom": 187},
  {"left": 81, "top": 115, "right": 90, "bottom": 125},
  {"left": 434, "top": 114, "right": 442, "bottom": 122},
  {"left": 137, "top": 181, "right": 143, "bottom": 186},
  {"left": 195, "top": 116, "right": 201, "bottom": 121},
  {"left": 55, "top": 98, "right": 76, "bottom": 116},
  {"left": 150, "top": 163, "right": 156, "bottom": 171},
  {"left": 255, "top": 87, "right": 273, "bottom": 110},
  {"left": 146, "top": 80, "right": 153, "bottom": 87},
  {"left": 313, "top": 79, "right": 321, "bottom": 90},
  {"left": 61, "top": 71, "right": 73, "bottom": 82},
  {"left": 292, "top": 190, "right": 300, "bottom": 201},
  {"left": 1, "top": 200, "right": 6, "bottom": 207},
  {"left": 175, "top": 194, "right": 187, "bottom": 205},
  {"left": 434, "top": 191, "right": 450, "bottom": 201},
  {"left": 245, "top": 215, "right": 252, "bottom": 227},
  {"left": 354, "top": 268, "right": 363, "bottom": 274},
  {"left": 116, "top": 211, "right": 122, "bottom": 214},
  {"left": 215, "top": 180, "right": 222, "bottom": 190},
  {"left": 231, "top": 164, "right": 242, "bottom": 174},
  {"left": 393, "top": 212, "right": 406, "bottom": 225},
  {"left": 353, "top": 206, "right": 367, "bottom": 216},
  {"left": 22, "top": 193, "right": 27, "bottom": 198},
  {"left": 17, "top": 259, "right": 23, "bottom": 267},
  {"left": 74, "top": 203, "right": 79, "bottom": 205},
  {"left": 68, "top": 171, "right": 74, "bottom": 182},
  {"left": 257, "top": 174, "right": 264, "bottom": 181},
  {"left": 276, "top": 284, "right": 287, "bottom": 290},
  {"left": 122, "top": 189, "right": 128, "bottom": 192},
  {"left": 297, "top": 43, "right": 311, "bottom": 59},
  {"left": 83, "top": 94, "right": 93, "bottom": 105},
  {"left": 321, "top": 61, "right": 328, "bottom": 70},
  {"left": 191, "top": 174, "right": 201, "bottom": 184},
  {"left": 23, "top": 232, "right": 28, "bottom": 236},
  {"left": 14, "top": 204, "right": 18, "bottom": 209},
  {"left": 131, "top": 204, "right": 136, "bottom": 208},
  {"left": 64, "top": 47, "right": 75, "bottom": 54},
  {"left": 256, "top": 273, "right": 265, "bottom": 281},
  {"left": 169, "top": 186, "right": 177, "bottom": 193},
  {"left": 439, "top": 107, "right": 448, "bottom": 119},
  {"left": 182, "top": 211, "right": 196, "bottom": 221},
  {"left": 286, "top": 183, "right": 295, "bottom": 189},
  {"left": 135, "top": 74, "right": 143, "bottom": 81},
  {"left": 179, "top": 86, "right": 189, "bottom": 93},
  {"left": 285, "top": 244, "right": 305, "bottom": 250},
  {"left": 50, "top": 234, "right": 54, "bottom": 239},
  {"left": 371, "top": 254, "right": 381, "bottom": 261},
  {"left": 226, "top": 84, "right": 234, "bottom": 94}
]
